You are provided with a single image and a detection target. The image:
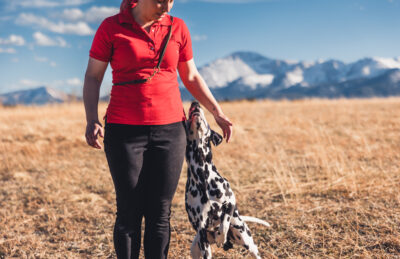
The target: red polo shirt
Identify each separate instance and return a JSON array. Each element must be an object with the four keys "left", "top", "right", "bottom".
[{"left": 89, "top": 6, "right": 193, "bottom": 125}]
